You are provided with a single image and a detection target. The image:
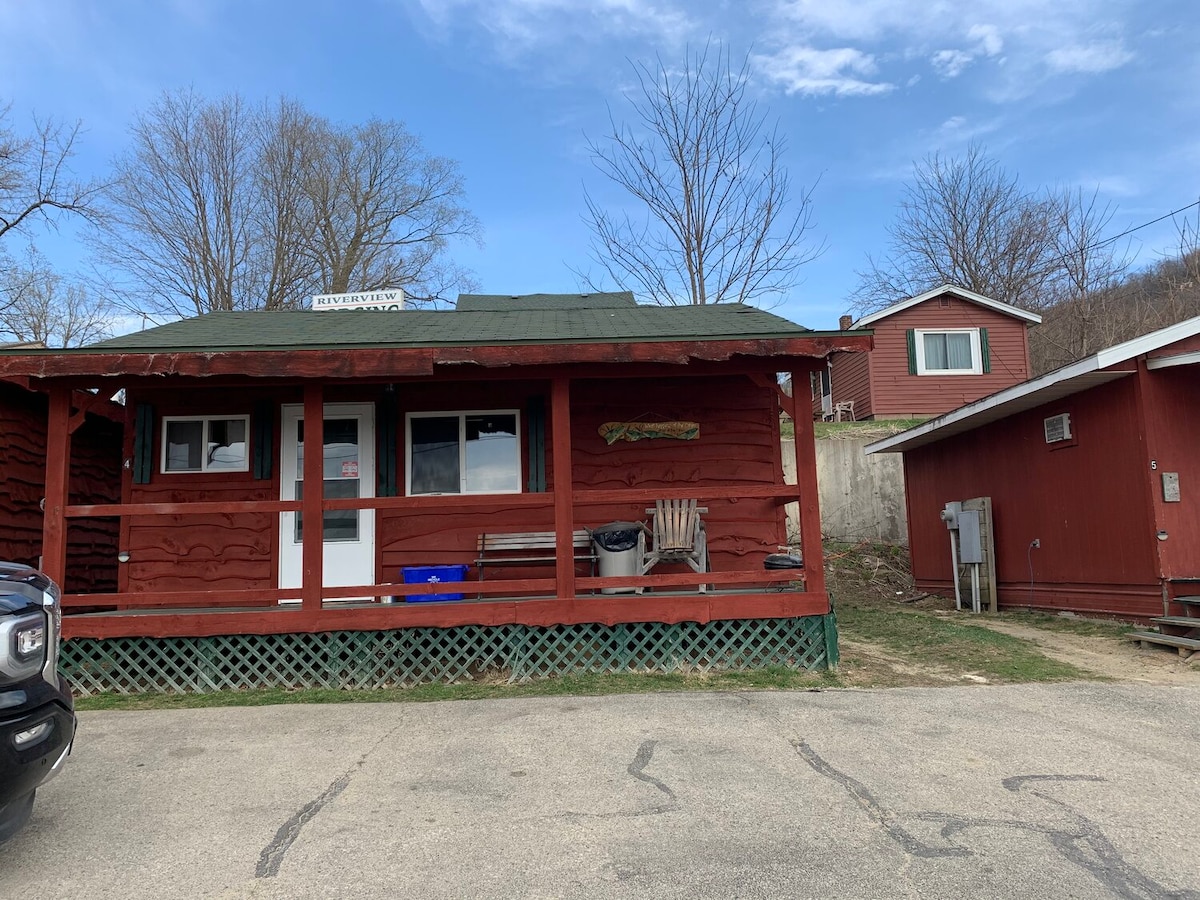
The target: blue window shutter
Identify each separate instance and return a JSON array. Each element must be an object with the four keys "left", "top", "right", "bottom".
[
  {"left": 906, "top": 329, "right": 917, "bottom": 375},
  {"left": 980, "top": 328, "right": 991, "bottom": 373}
]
